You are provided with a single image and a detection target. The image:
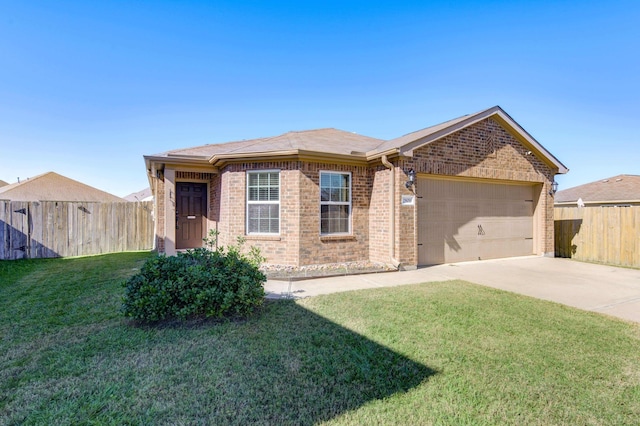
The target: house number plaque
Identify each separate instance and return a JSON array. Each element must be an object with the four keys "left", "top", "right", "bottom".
[{"left": 401, "top": 195, "right": 415, "bottom": 206}]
